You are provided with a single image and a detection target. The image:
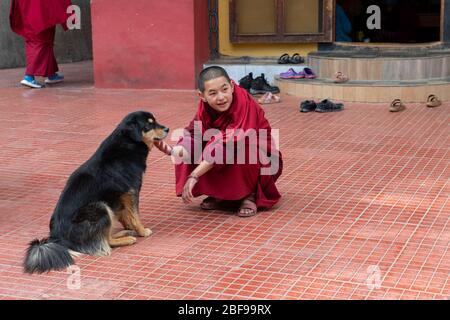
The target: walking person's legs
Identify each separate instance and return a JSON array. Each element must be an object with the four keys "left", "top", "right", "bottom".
[{"left": 21, "top": 26, "right": 63, "bottom": 88}]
